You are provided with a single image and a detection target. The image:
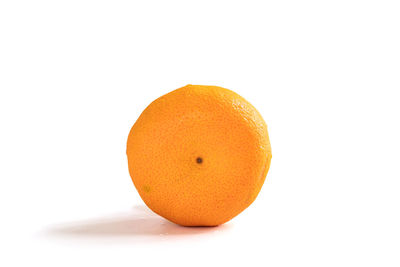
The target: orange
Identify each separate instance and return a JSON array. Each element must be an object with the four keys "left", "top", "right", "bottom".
[{"left": 126, "top": 85, "right": 272, "bottom": 226}]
